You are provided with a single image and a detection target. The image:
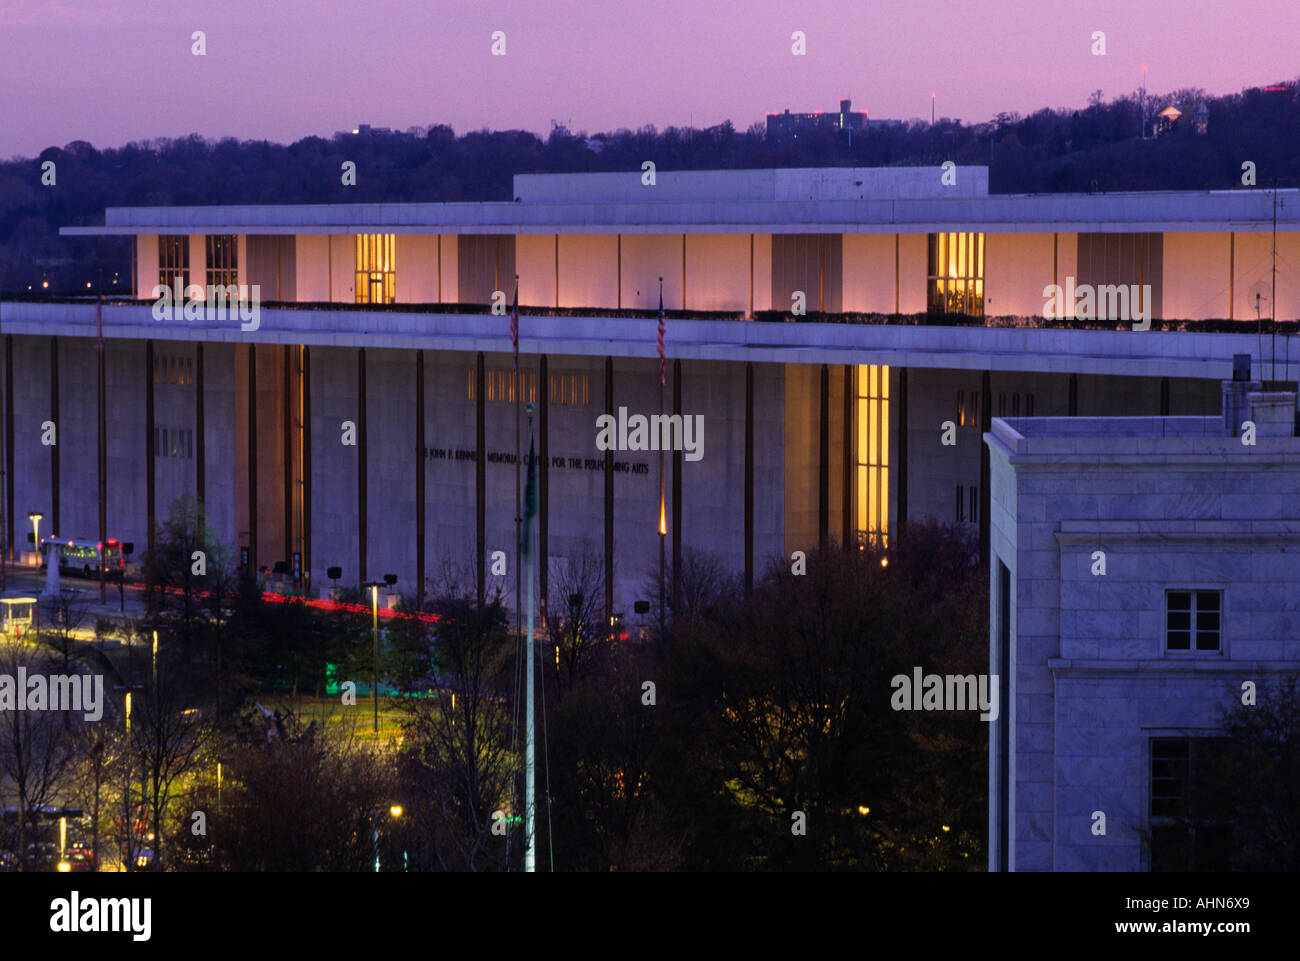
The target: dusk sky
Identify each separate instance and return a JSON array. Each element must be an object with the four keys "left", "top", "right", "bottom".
[{"left": 2, "top": 0, "right": 1297, "bottom": 159}]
